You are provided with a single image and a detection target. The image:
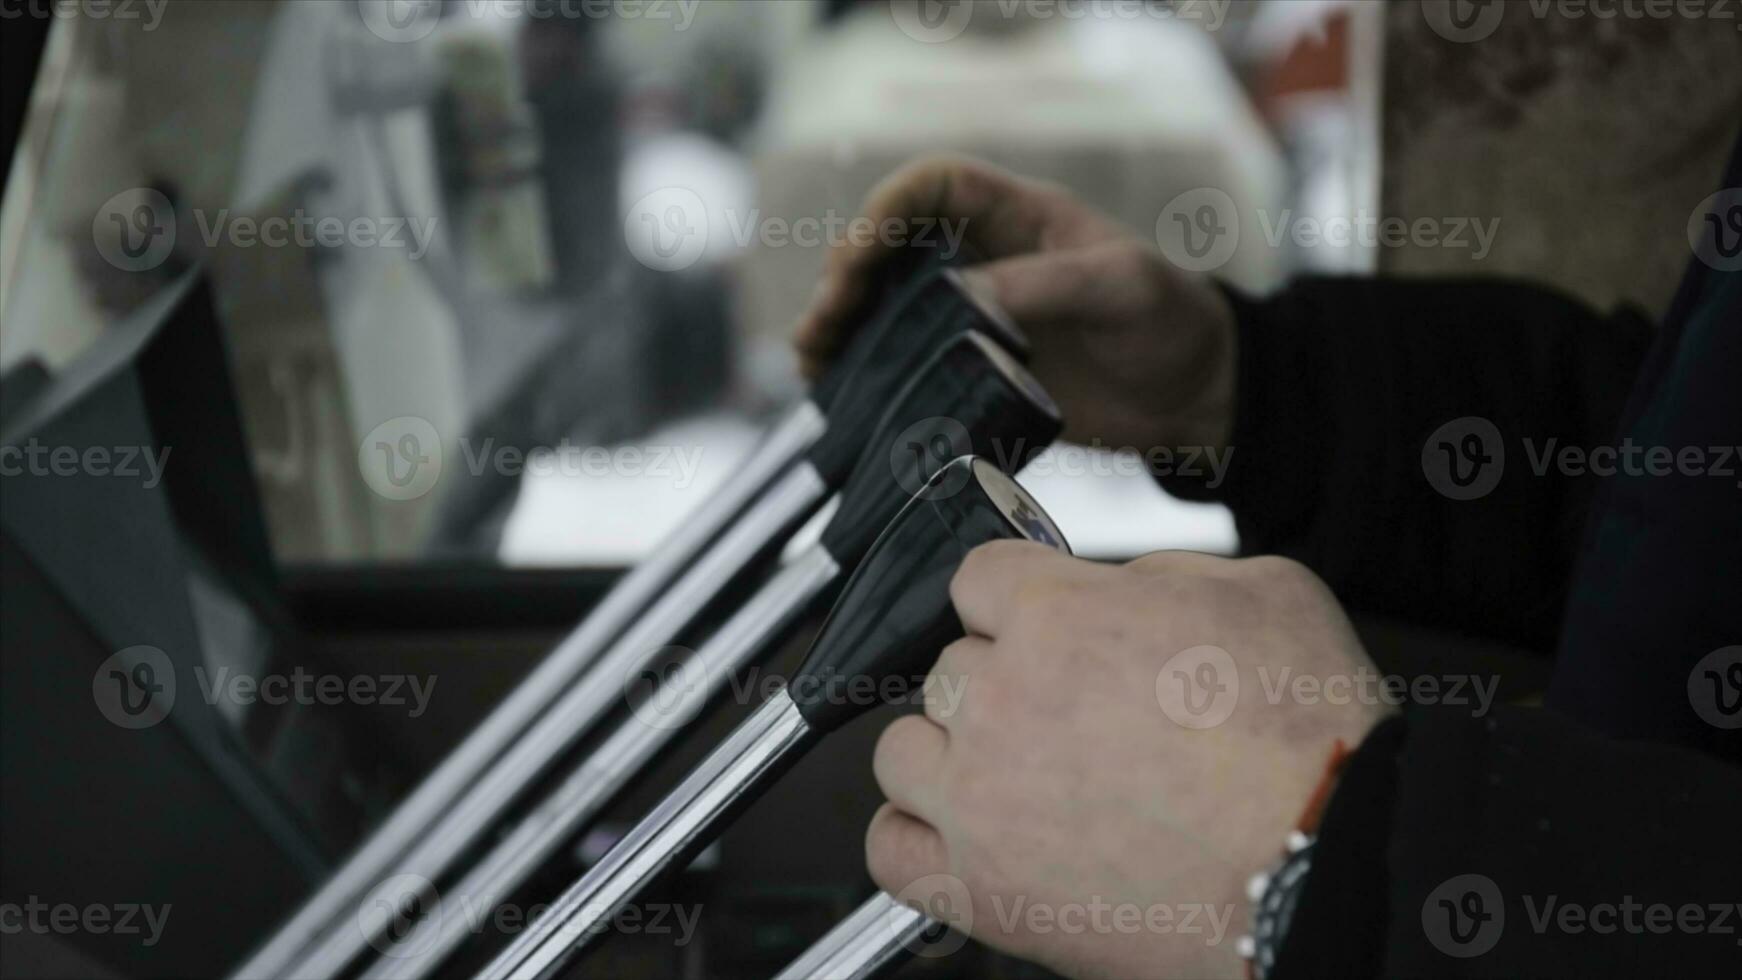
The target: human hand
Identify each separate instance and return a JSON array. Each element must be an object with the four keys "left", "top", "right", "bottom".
[
  {"left": 794, "top": 156, "right": 1238, "bottom": 452},
  {"left": 867, "top": 542, "right": 1389, "bottom": 979}
]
